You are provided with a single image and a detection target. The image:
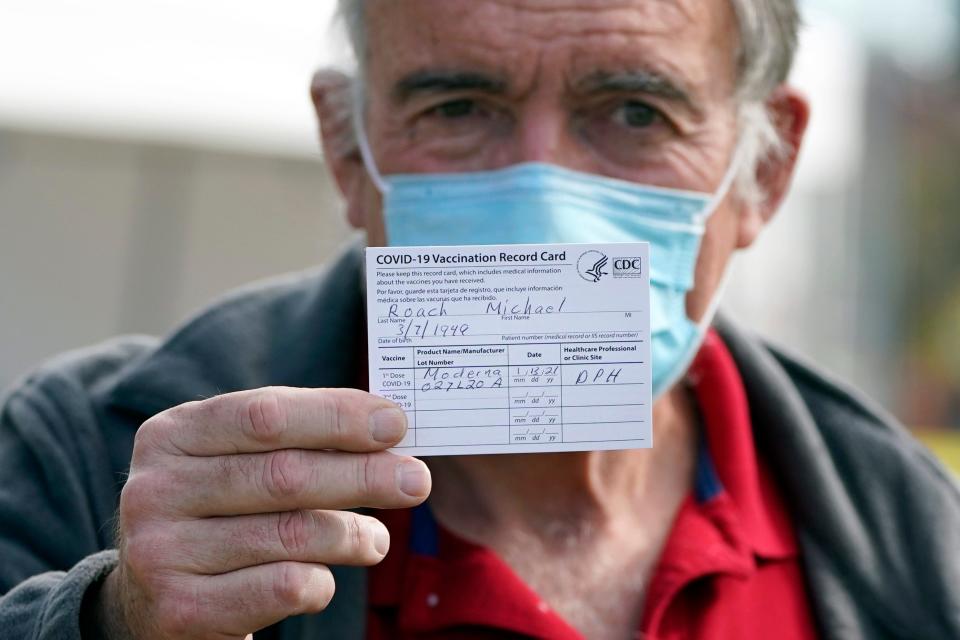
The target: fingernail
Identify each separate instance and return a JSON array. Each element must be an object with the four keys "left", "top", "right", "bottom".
[
  {"left": 373, "top": 523, "right": 390, "bottom": 556},
  {"left": 397, "top": 460, "right": 431, "bottom": 498},
  {"left": 369, "top": 408, "right": 406, "bottom": 443}
]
